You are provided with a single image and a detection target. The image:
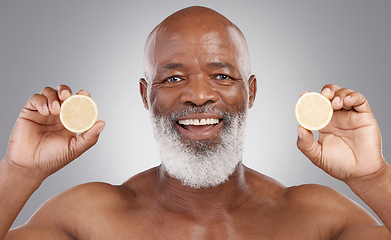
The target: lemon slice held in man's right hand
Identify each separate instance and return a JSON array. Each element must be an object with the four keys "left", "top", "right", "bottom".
[
  {"left": 60, "top": 95, "right": 98, "bottom": 133},
  {"left": 295, "top": 92, "right": 333, "bottom": 131}
]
